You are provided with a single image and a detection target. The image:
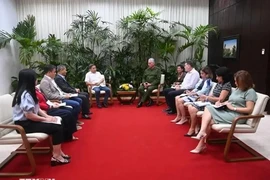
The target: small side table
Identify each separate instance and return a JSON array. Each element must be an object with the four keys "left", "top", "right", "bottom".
[{"left": 116, "top": 90, "right": 137, "bottom": 104}]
